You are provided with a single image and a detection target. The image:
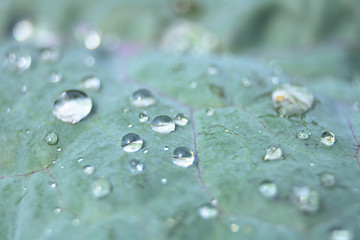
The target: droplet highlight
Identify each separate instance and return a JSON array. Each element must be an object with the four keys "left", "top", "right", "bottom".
[{"left": 198, "top": 204, "right": 218, "bottom": 219}]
